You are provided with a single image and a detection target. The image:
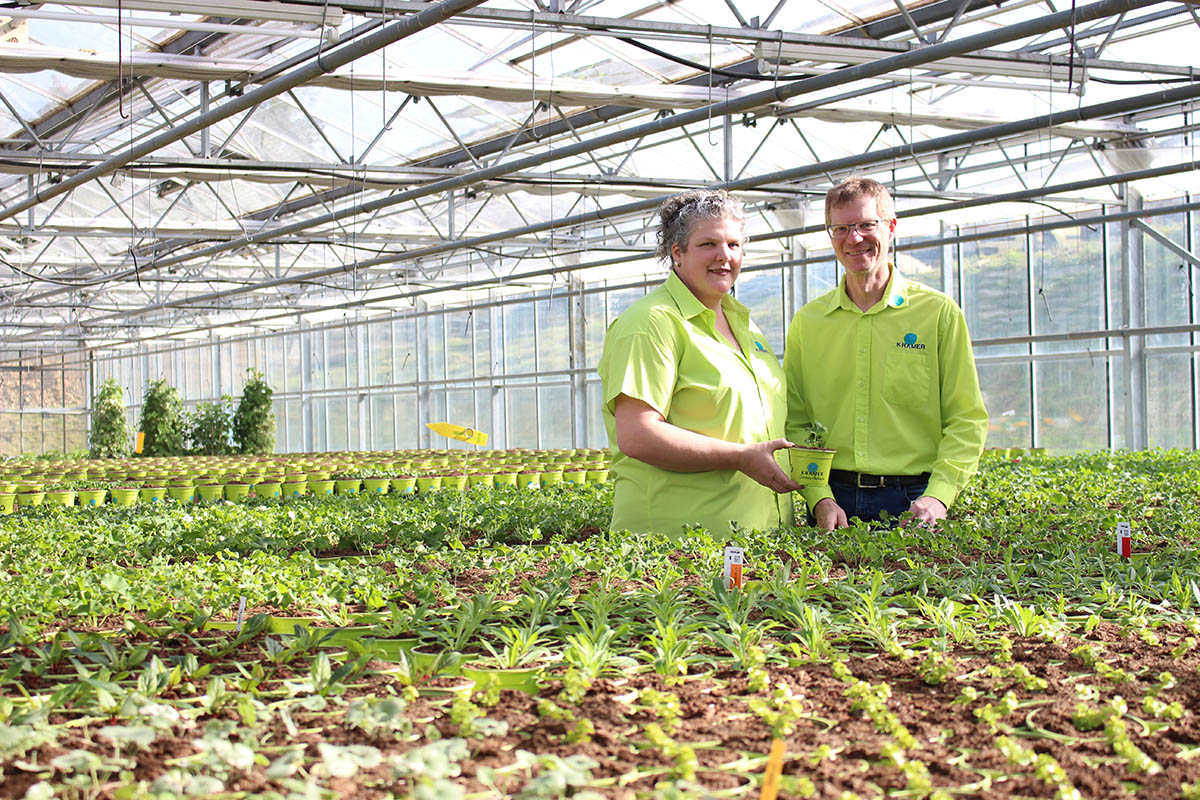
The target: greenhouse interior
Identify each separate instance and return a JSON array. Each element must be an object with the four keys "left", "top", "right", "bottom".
[{"left": 1, "top": 0, "right": 1199, "bottom": 797}]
